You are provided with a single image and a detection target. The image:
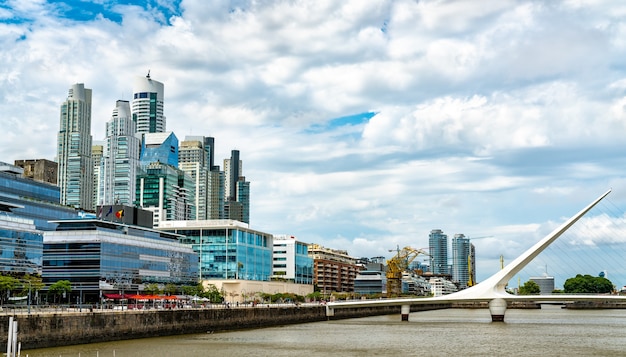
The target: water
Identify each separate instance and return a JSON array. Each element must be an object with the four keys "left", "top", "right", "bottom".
[{"left": 22, "top": 306, "right": 626, "bottom": 356}]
